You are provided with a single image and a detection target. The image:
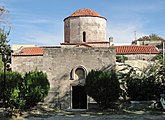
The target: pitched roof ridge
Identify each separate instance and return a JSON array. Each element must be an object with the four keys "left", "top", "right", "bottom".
[
  {"left": 115, "top": 45, "right": 159, "bottom": 54},
  {"left": 114, "top": 45, "right": 156, "bottom": 47}
]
